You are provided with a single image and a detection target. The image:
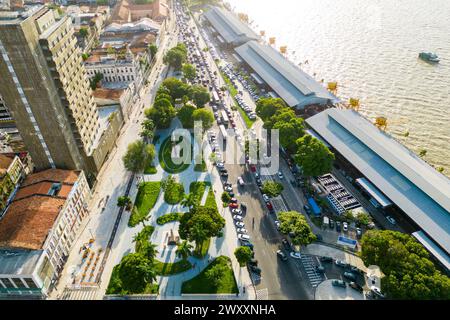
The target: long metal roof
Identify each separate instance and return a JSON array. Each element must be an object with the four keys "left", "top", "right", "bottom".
[
  {"left": 203, "top": 7, "right": 259, "bottom": 45},
  {"left": 235, "top": 41, "right": 337, "bottom": 108},
  {"left": 306, "top": 108, "right": 450, "bottom": 255}
]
